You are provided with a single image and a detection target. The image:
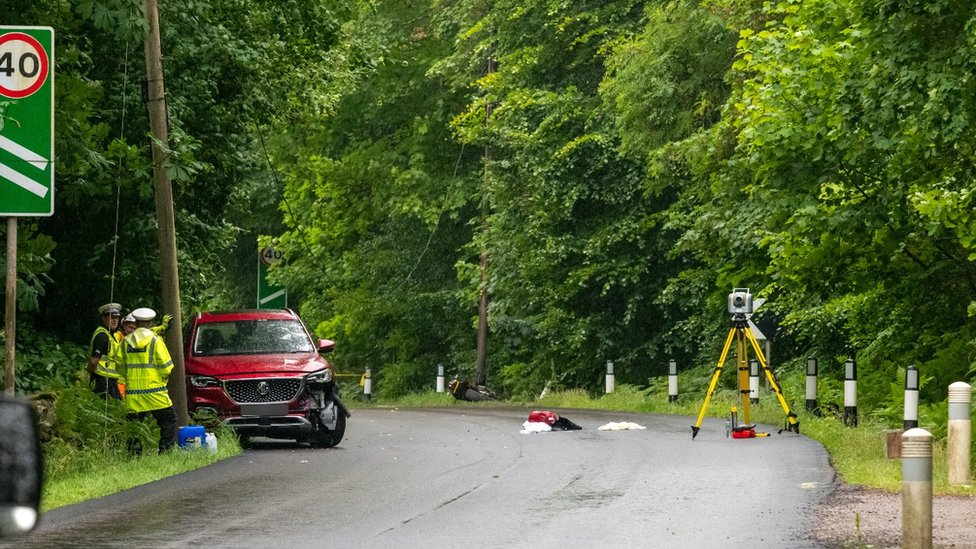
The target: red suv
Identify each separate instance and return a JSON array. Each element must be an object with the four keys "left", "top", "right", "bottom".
[{"left": 184, "top": 309, "right": 349, "bottom": 447}]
